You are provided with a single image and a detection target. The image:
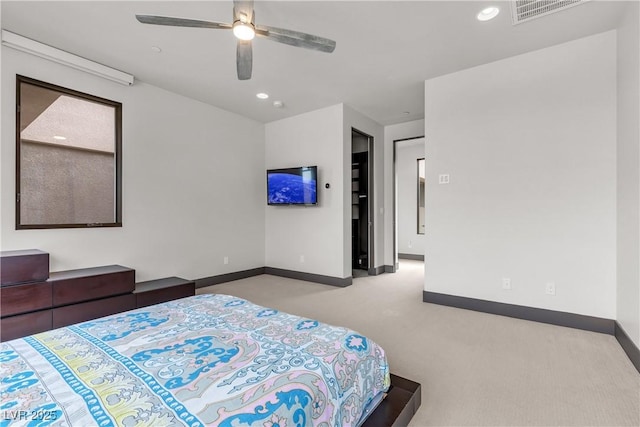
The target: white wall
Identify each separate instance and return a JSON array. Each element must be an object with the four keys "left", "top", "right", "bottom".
[
  {"left": 265, "top": 104, "right": 384, "bottom": 279},
  {"left": 265, "top": 104, "right": 345, "bottom": 278},
  {"left": 616, "top": 1, "right": 640, "bottom": 347},
  {"left": 397, "top": 138, "right": 426, "bottom": 256},
  {"left": 383, "top": 119, "right": 425, "bottom": 267},
  {"left": 424, "top": 31, "right": 617, "bottom": 319},
  {"left": 1, "top": 48, "right": 265, "bottom": 282}
]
